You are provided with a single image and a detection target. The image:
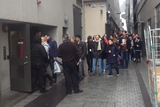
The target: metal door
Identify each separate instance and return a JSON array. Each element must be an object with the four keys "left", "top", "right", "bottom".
[
  {"left": 73, "top": 5, "right": 82, "bottom": 37},
  {"left": 8, "top": 24, "right": 32, "bottom": 92}
]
